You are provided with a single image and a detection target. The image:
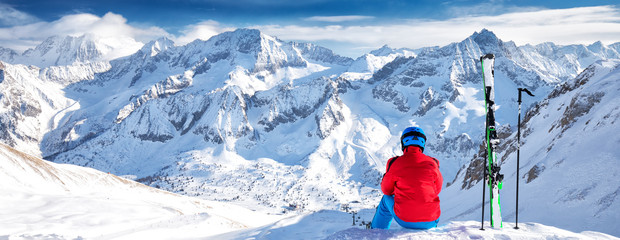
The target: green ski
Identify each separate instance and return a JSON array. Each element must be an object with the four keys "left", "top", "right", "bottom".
[{"left": 480, "top": 53, "right": 503, "bottom": 228}]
